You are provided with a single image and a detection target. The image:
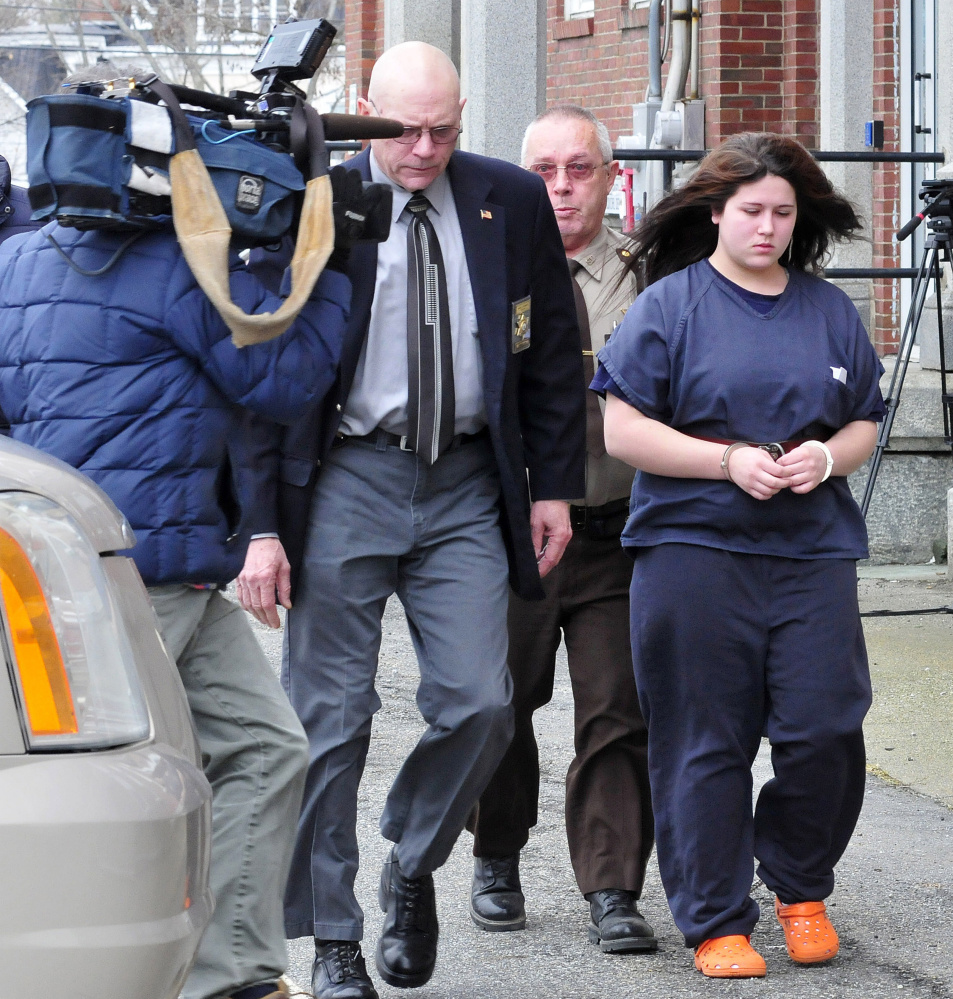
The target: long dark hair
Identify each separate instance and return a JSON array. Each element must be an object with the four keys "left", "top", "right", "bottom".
[{"left": 629, "top": 132, "right": 863, "bottom": 289}]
